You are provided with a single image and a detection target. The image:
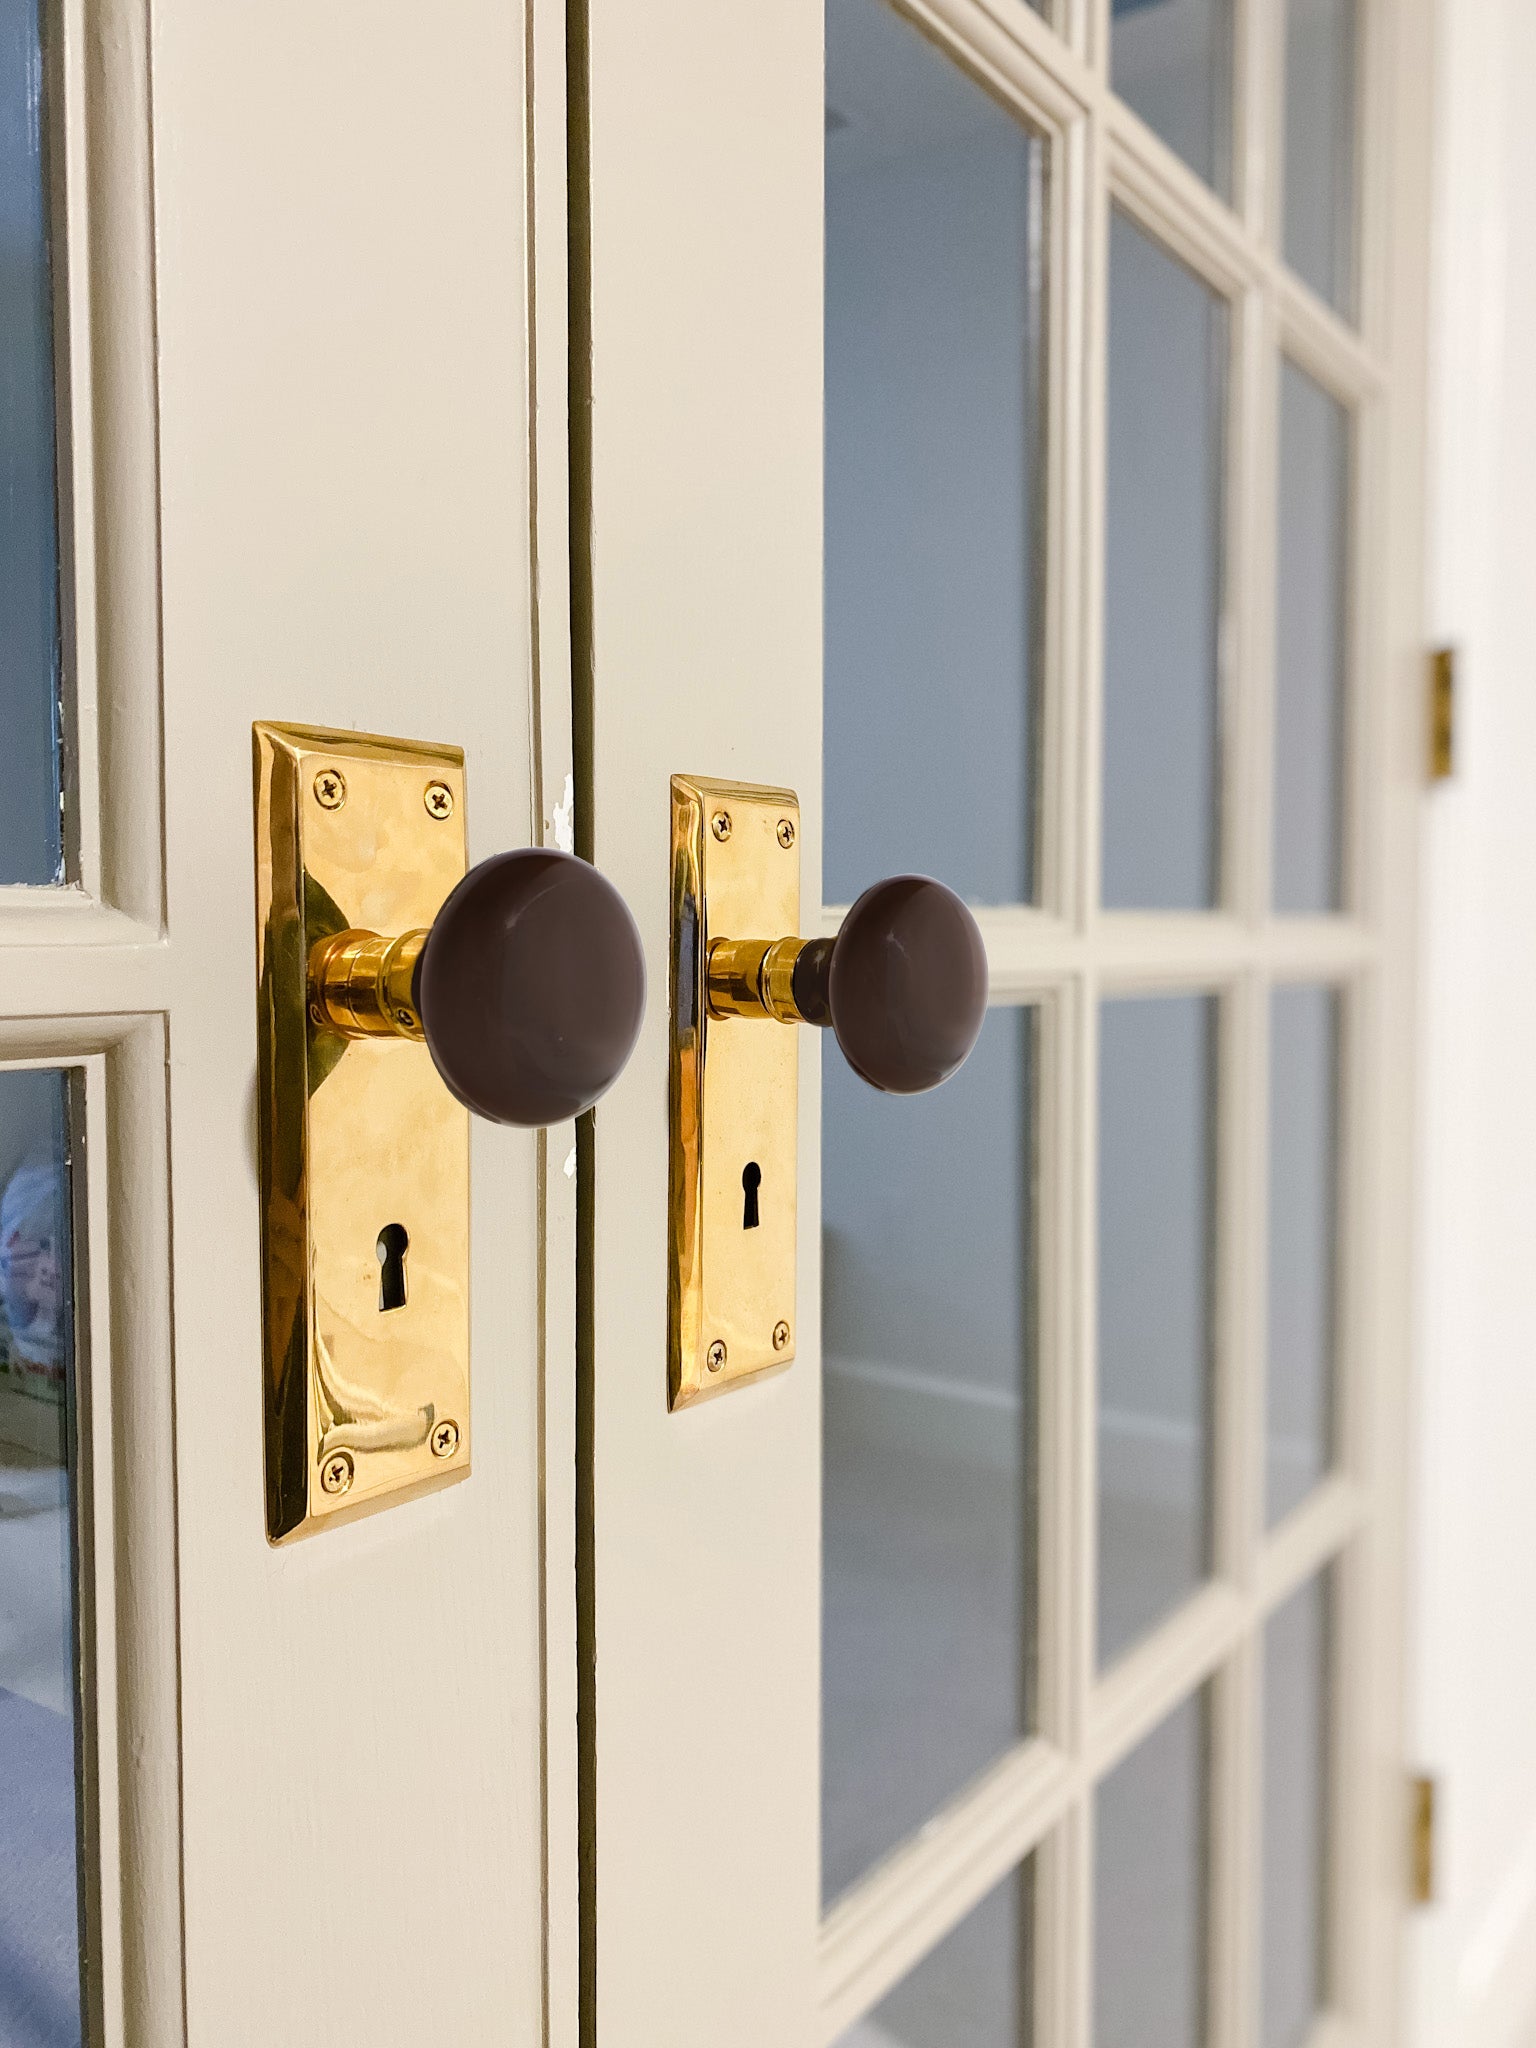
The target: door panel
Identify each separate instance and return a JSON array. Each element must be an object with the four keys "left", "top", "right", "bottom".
[
  {"left": 156, "top": 4, "right": 550, "bottom": 2036},
  {"left": 578, "top": 3, "right": 824, "bottom": 2041}
]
